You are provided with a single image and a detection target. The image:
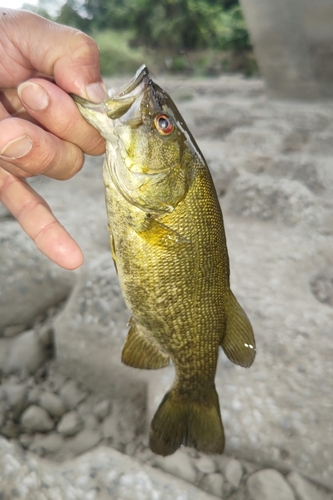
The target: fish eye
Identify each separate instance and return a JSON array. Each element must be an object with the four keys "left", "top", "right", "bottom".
[{"left": 154, "top": 114, "right": 174, "bottom": 135}]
